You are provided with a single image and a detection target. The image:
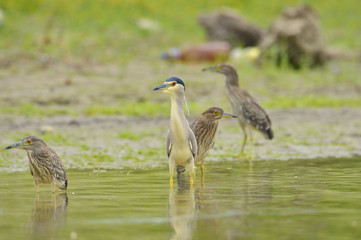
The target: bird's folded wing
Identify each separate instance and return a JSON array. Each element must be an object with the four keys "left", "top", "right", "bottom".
[
  {"left": 188, "top": 130, "right": 198, "bottom": 160},
  {"left": 242, "top": 100, "right": 272, "bottom": 132},
  {"left": 166, "top": 132, "right": 172, "bottom": 158},
  {"left": 48, "top": 150, "right": 67, "bottom": 182}
]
